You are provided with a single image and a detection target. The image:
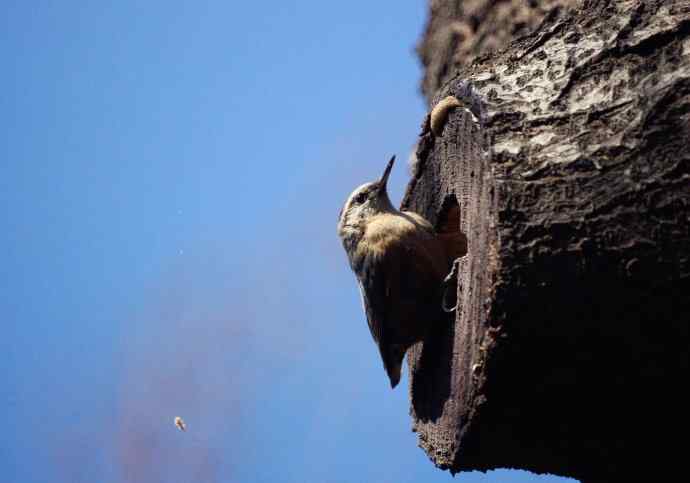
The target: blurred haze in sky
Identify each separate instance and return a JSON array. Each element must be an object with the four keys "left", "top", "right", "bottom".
[{"left": 1, "top": 2, "right": 576, "bottom": 482}]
